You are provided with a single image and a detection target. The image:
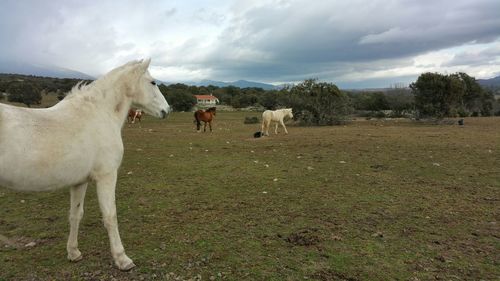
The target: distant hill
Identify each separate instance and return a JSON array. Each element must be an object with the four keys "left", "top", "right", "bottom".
[
  {"left": 192, "top": 79, "right": 278, "bottom": 90},
  {"left": 477, "top": 76, "right": 500, "bottom": 88},
  {"left": 0, "top": 61, "right": 94, "bottom": 80},
  {"left": 195, "top": 79, "right": 277, "bottom": 90}
]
